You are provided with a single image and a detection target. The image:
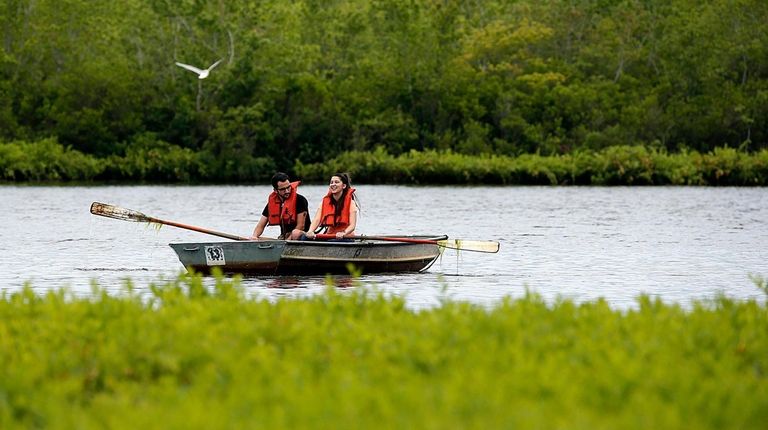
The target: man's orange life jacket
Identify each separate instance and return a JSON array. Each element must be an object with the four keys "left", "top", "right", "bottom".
[
  {"left": 267, "top": 181, "right": 301, "bottom": 226},
  {"left": 320, "top": 188, "right": 356, "bottom": 229}
]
